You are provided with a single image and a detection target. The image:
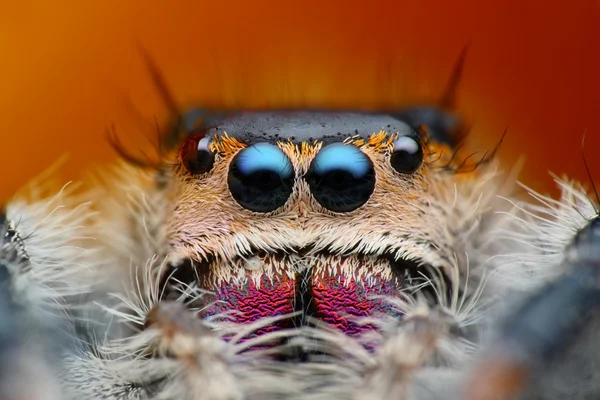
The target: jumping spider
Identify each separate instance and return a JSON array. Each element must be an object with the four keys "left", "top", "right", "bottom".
[{"left": 0, "top": 57, "right": 598, "bottom": 400}]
